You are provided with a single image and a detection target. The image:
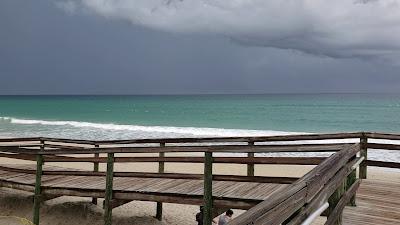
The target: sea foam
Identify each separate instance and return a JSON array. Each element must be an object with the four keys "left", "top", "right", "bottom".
[{"left": 0, "top": 116, "right": 301, "bottom": 137}]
